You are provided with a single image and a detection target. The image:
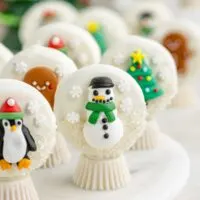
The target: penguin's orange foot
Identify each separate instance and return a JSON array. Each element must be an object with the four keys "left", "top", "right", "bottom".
[
  {"left": 0, "top": 159, "right": 12, "bottom": 170},
  {"left": 18, "top": 158, "right": 31, "bottom": 170}
]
